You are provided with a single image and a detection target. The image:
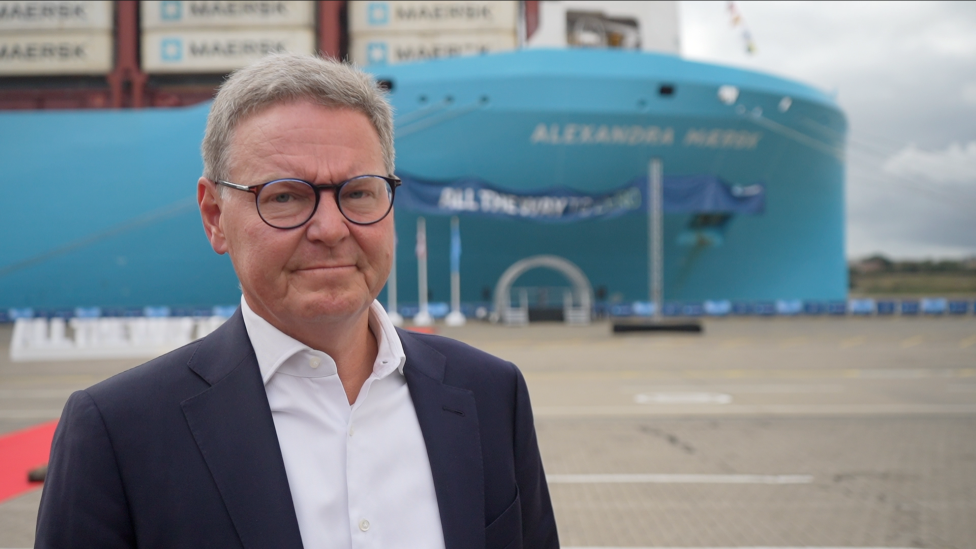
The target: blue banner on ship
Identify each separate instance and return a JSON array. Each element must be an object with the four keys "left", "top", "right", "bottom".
[{"left": 395, "top": 174, "right": 764, "bottom": 222}]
